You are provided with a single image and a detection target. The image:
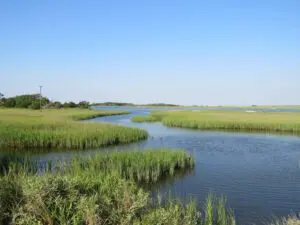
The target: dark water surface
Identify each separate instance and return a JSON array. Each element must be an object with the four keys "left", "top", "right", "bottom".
[{"left": 37, "top": 107, "right": 300, "bottom": 224}]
